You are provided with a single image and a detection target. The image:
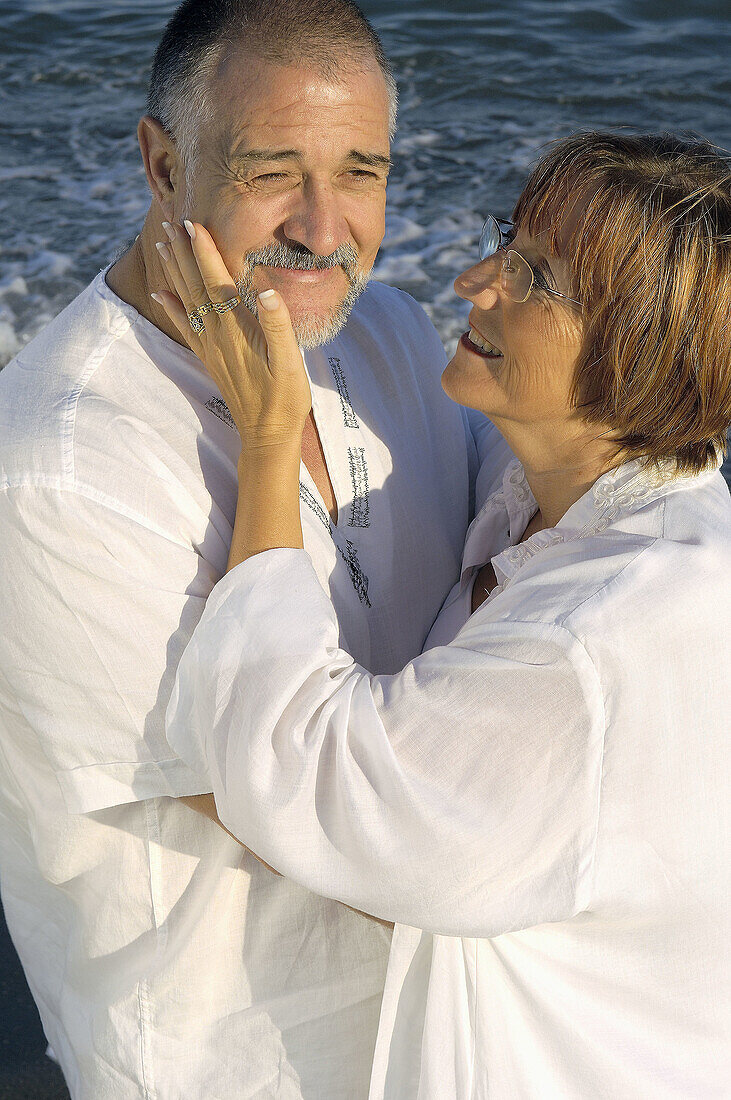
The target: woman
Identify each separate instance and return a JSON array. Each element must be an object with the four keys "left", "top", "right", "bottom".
[{"left": 161, "top": 132, "right": 731, "bottom": 1097}]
